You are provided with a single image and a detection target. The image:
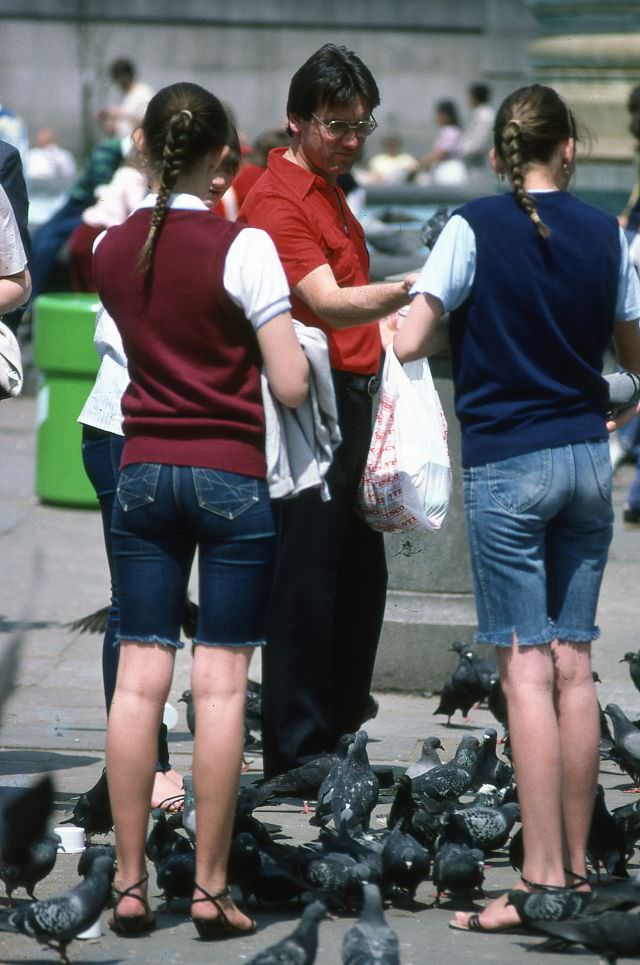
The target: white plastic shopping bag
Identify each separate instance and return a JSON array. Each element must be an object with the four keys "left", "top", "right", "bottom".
[{"left": 358, "top": 347, "right": 451, "bottom": 532}]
